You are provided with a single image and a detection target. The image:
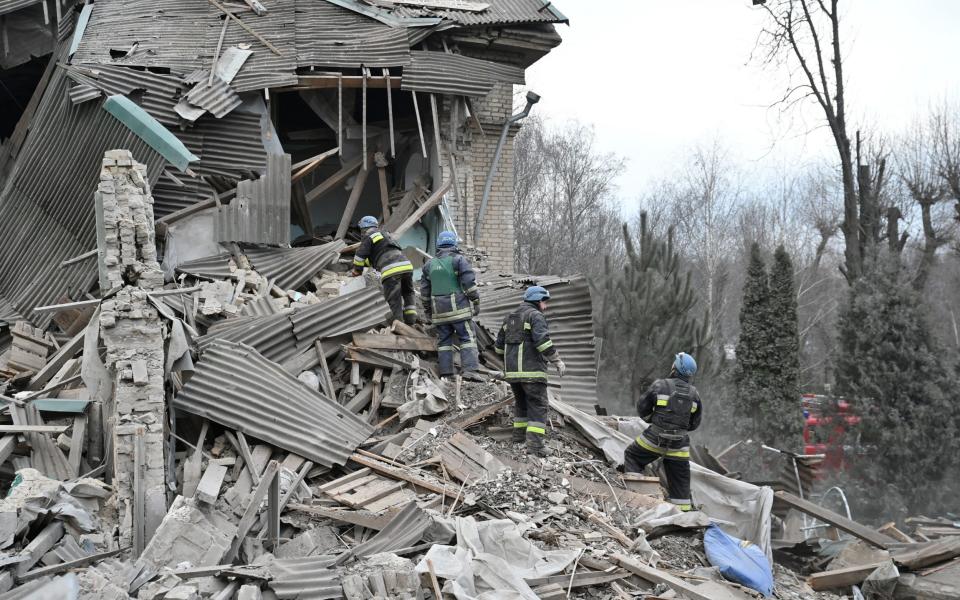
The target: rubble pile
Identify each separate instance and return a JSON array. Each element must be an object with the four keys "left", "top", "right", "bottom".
[{"left": 0, "top": 150, "right": 956, "bottom": 599}]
